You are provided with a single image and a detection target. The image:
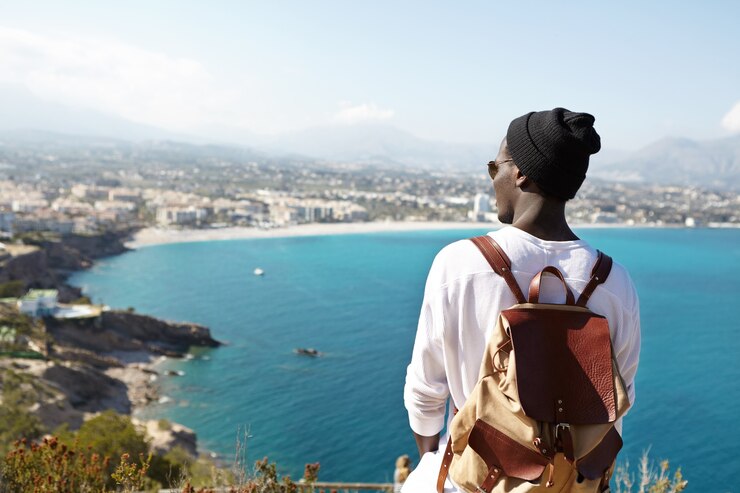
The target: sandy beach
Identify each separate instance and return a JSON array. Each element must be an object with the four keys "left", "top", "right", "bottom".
[
  {"left": 124, "top": 220, "right": 690, "bottom": 249},
  {"left": 126, "top": 221, "right": 496, "bottom": 248}
]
